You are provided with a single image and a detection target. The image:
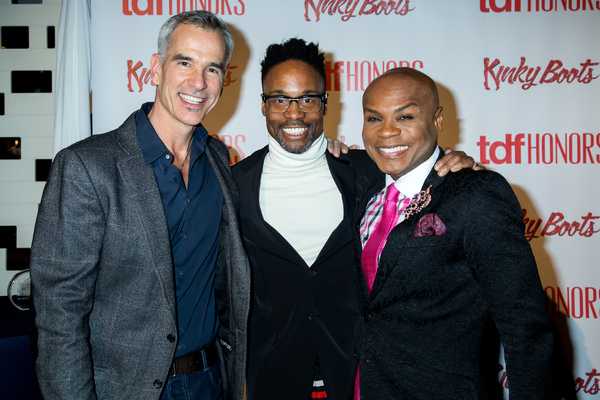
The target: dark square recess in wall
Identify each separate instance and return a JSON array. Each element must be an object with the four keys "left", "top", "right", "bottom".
[
  {"left": 1, "top": 26, "right": 29, "bottom": 49},
  {"left": 12, "top": 71, "right": 52, "bottom": 93},
  {"left": 0, "top": 226, "right": 31, "bottom": 271},
  {"left": 47, "top": 26, "right": 55, "bottom": 48},
  {"left": 12, "top": 0, "right": 42, "bottom": 4},
  {"left": 1, "top": 137, "right": 21, "bottom": 159},
  {"left": 0, "top": 226, "right": 17, "bottom": 249},
  {"left": 36, "top": 159, "right": 52, "bottom": 181},
  {"left": 0, "top": 93, "right": 4, "bottom": 115}
]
